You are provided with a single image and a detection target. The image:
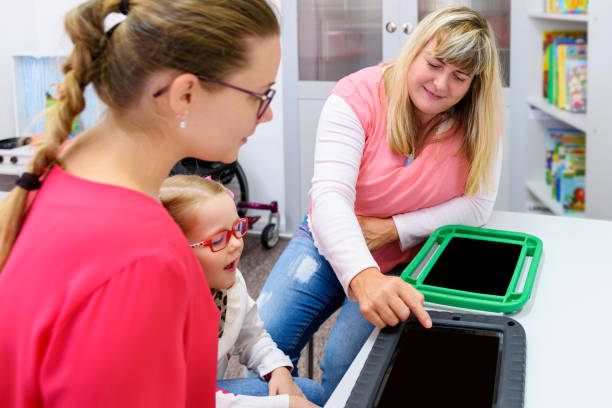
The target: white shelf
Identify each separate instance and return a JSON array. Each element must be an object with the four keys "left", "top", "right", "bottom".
[
  {"left": 527, "top": 11, "right": 588, "bottom": 23},
  {"left": 526, "top": 95, "right": 588, "bottom": 132},
  {"left": 525, "top": 180, "right": 585, "bottom": 217}
]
